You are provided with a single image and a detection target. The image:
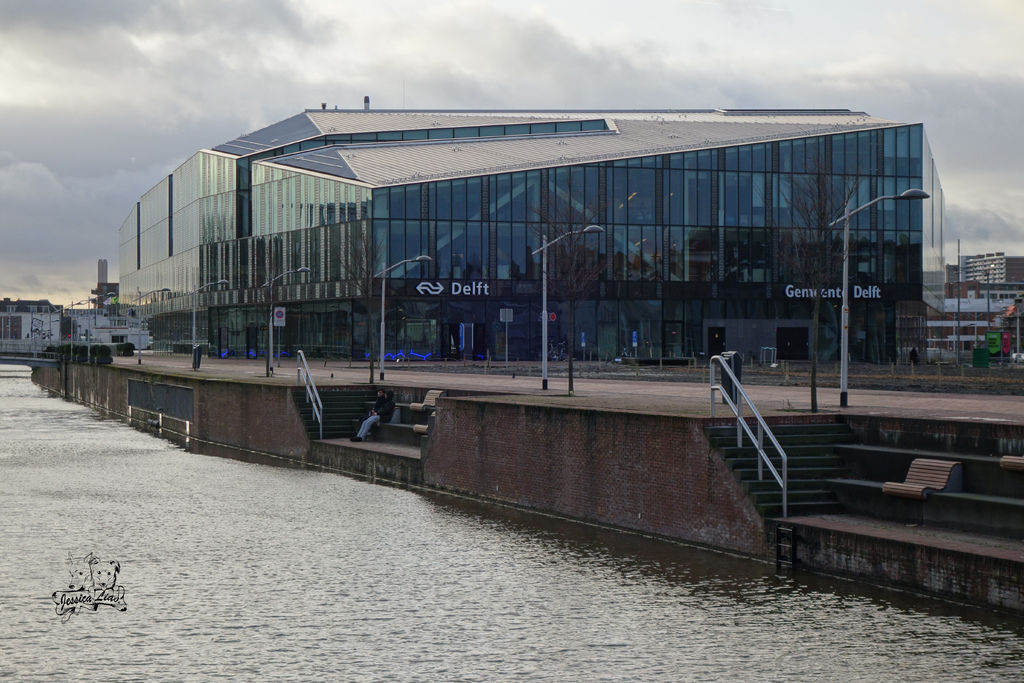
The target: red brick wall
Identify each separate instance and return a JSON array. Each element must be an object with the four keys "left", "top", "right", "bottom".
[
  {"left": 424, "top": 398, "right": 770, "bottom": 557},
  {"left": 33, "top": 364, "right": 309, "bottom": 459}
]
